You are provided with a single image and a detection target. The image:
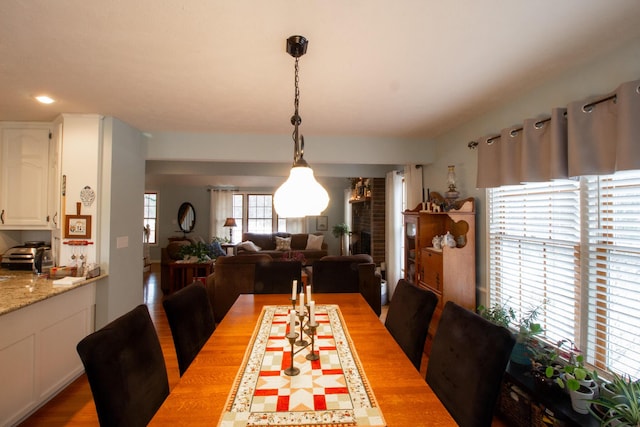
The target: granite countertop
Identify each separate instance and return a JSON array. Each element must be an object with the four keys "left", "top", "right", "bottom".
[{"left": 0, "top": 269, "right": 106, "bottom": 317}]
